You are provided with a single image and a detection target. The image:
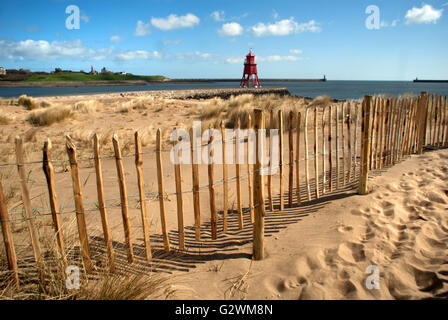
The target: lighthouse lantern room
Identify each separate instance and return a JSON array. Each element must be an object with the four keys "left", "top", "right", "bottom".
[{"left": 240, "top": 51, "right": 261, "bottom": 88}]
